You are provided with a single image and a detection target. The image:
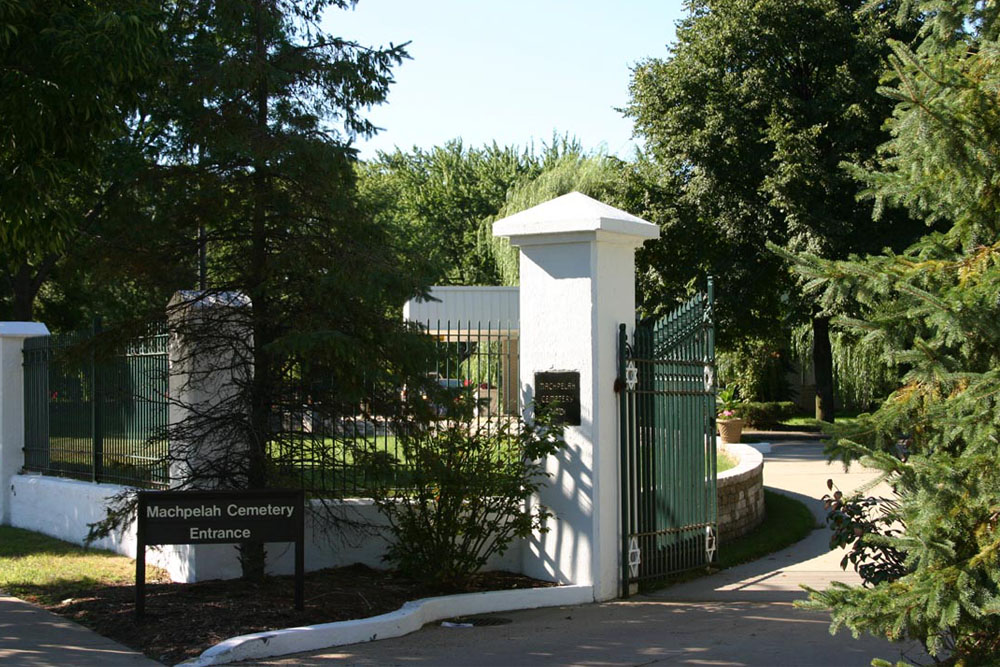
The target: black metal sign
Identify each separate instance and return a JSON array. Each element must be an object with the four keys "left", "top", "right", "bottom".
[
  {"left": 535, "top": 371, "right": 581, "bottom": 426},
  {"left": 135, "top": 489, "right": 305, "bottom": 619}
]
